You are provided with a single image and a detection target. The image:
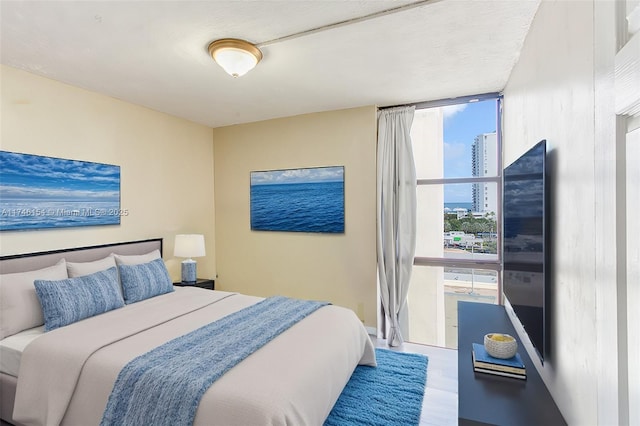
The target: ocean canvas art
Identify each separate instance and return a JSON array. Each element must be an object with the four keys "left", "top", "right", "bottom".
[
  {"left": 250, "top": 166, "right": 344, "bottom": 233},
  {"left": 0, "top": 151, "right": 122, "bottom": 231}
]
